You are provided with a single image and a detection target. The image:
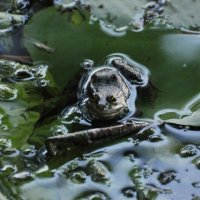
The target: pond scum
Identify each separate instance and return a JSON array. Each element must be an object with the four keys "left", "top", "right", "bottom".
[{"left": 1, "top": 0, "right": 200, "bottom": 200}]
